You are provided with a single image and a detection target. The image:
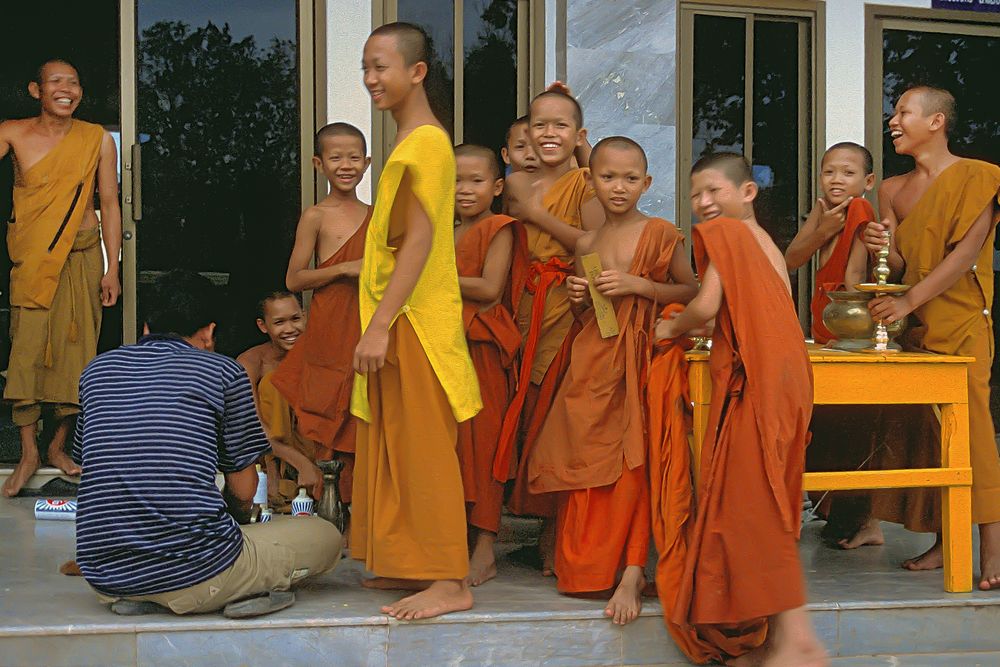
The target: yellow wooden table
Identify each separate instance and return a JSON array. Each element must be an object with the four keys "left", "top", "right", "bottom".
[{"left": 686, "top": 345, "right": 974, "bottom": 593}]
